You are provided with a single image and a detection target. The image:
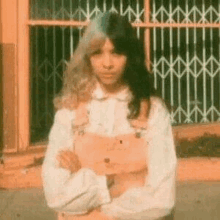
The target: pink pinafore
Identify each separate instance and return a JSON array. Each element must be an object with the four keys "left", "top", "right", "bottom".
[{"left": 58, "top": 101, "right": 149, "bottom": 220}]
